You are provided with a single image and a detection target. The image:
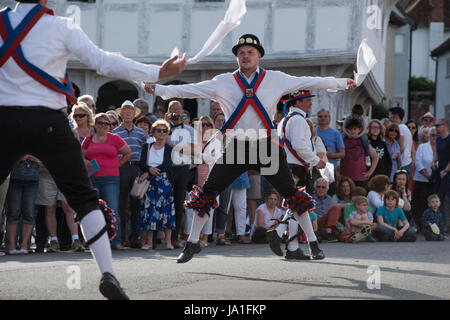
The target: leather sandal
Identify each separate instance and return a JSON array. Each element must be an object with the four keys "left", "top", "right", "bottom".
[{"left": 216, "top": 237, "right": 231, "bottom": 246}]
